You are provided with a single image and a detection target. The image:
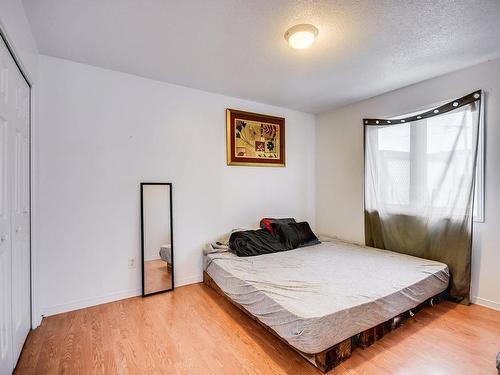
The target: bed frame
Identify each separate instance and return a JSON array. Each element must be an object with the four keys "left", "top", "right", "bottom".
[{"left": 203, "top": 271, "right": 446, "bottom": 373}]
